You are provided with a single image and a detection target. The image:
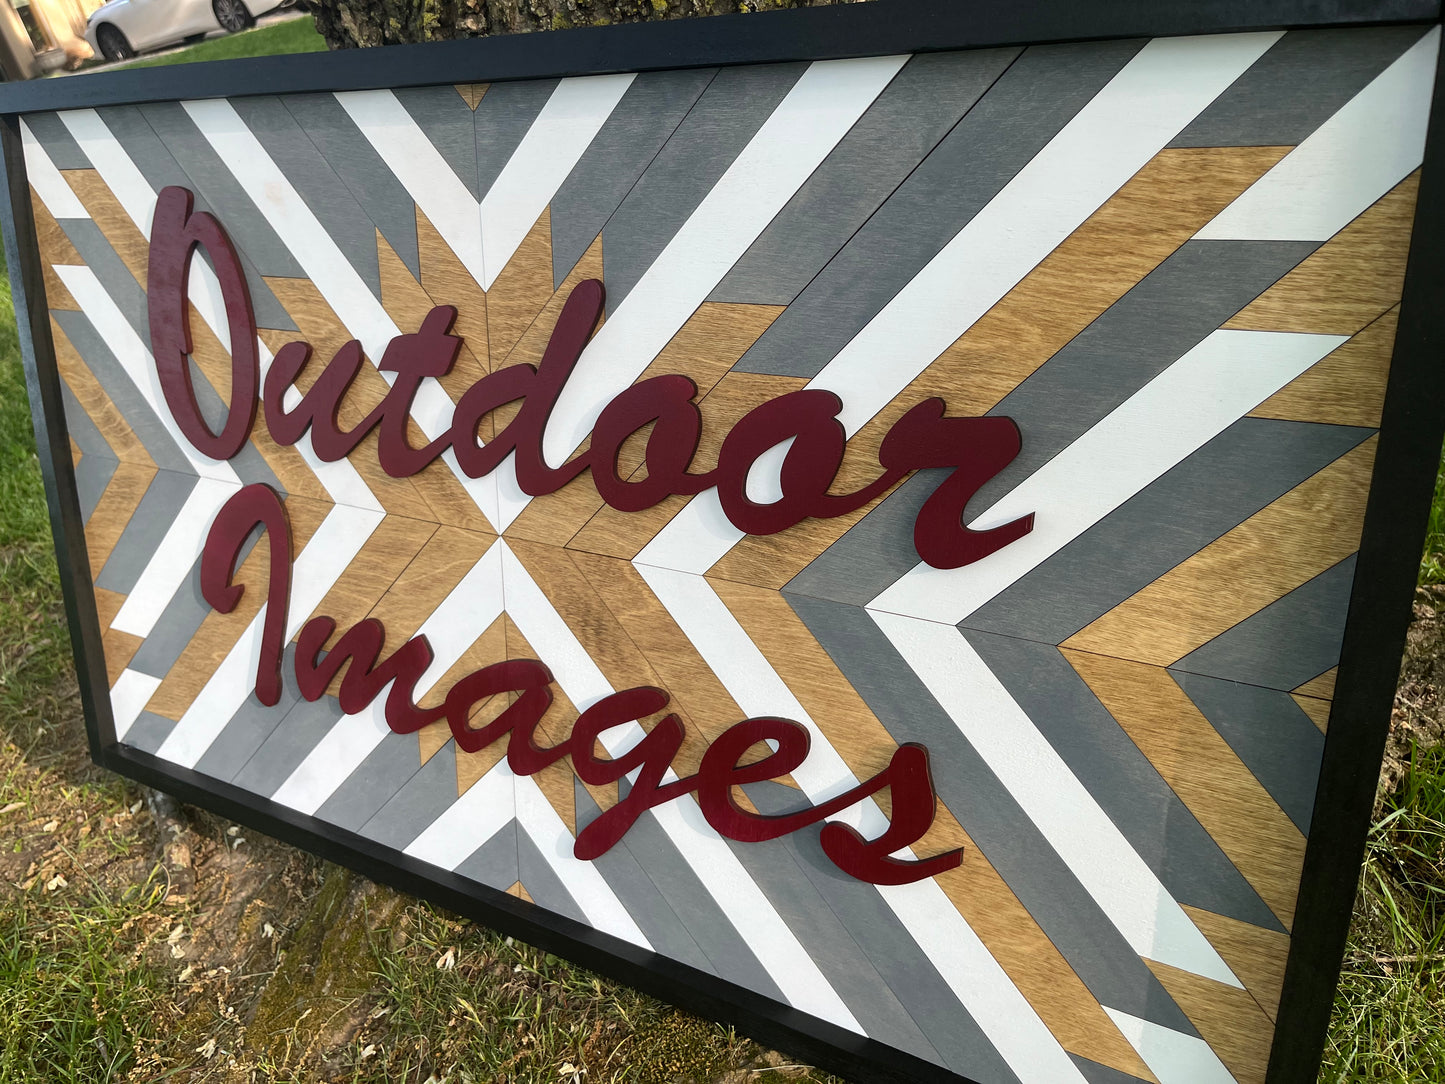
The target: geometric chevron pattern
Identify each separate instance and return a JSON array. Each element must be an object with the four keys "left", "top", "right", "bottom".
[{"left": 22, "top": 22, "right": 1437, "bottom": 1084}]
